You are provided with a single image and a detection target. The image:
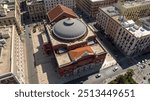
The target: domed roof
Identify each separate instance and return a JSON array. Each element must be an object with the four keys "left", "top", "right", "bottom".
[{"left": 53, "top": 18, "right": 87, "bottom": 41}]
